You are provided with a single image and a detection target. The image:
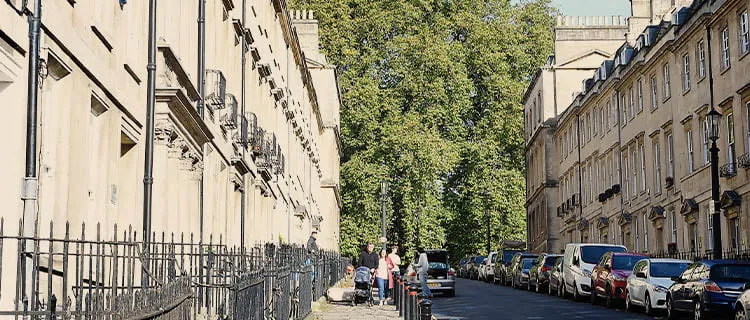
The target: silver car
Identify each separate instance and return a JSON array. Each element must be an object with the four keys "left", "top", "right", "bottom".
[{"left": 406, "top": 249, "right": 456, "bottom": 297}]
